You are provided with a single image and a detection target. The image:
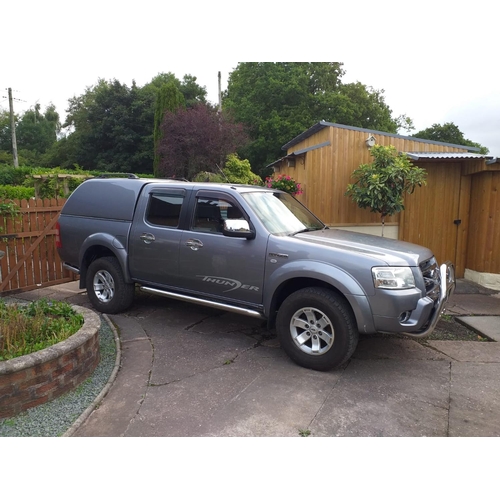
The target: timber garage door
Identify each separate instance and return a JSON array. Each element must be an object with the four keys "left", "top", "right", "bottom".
[{"left": 399, "top": 162, "right": 470, "bottom": 278}]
